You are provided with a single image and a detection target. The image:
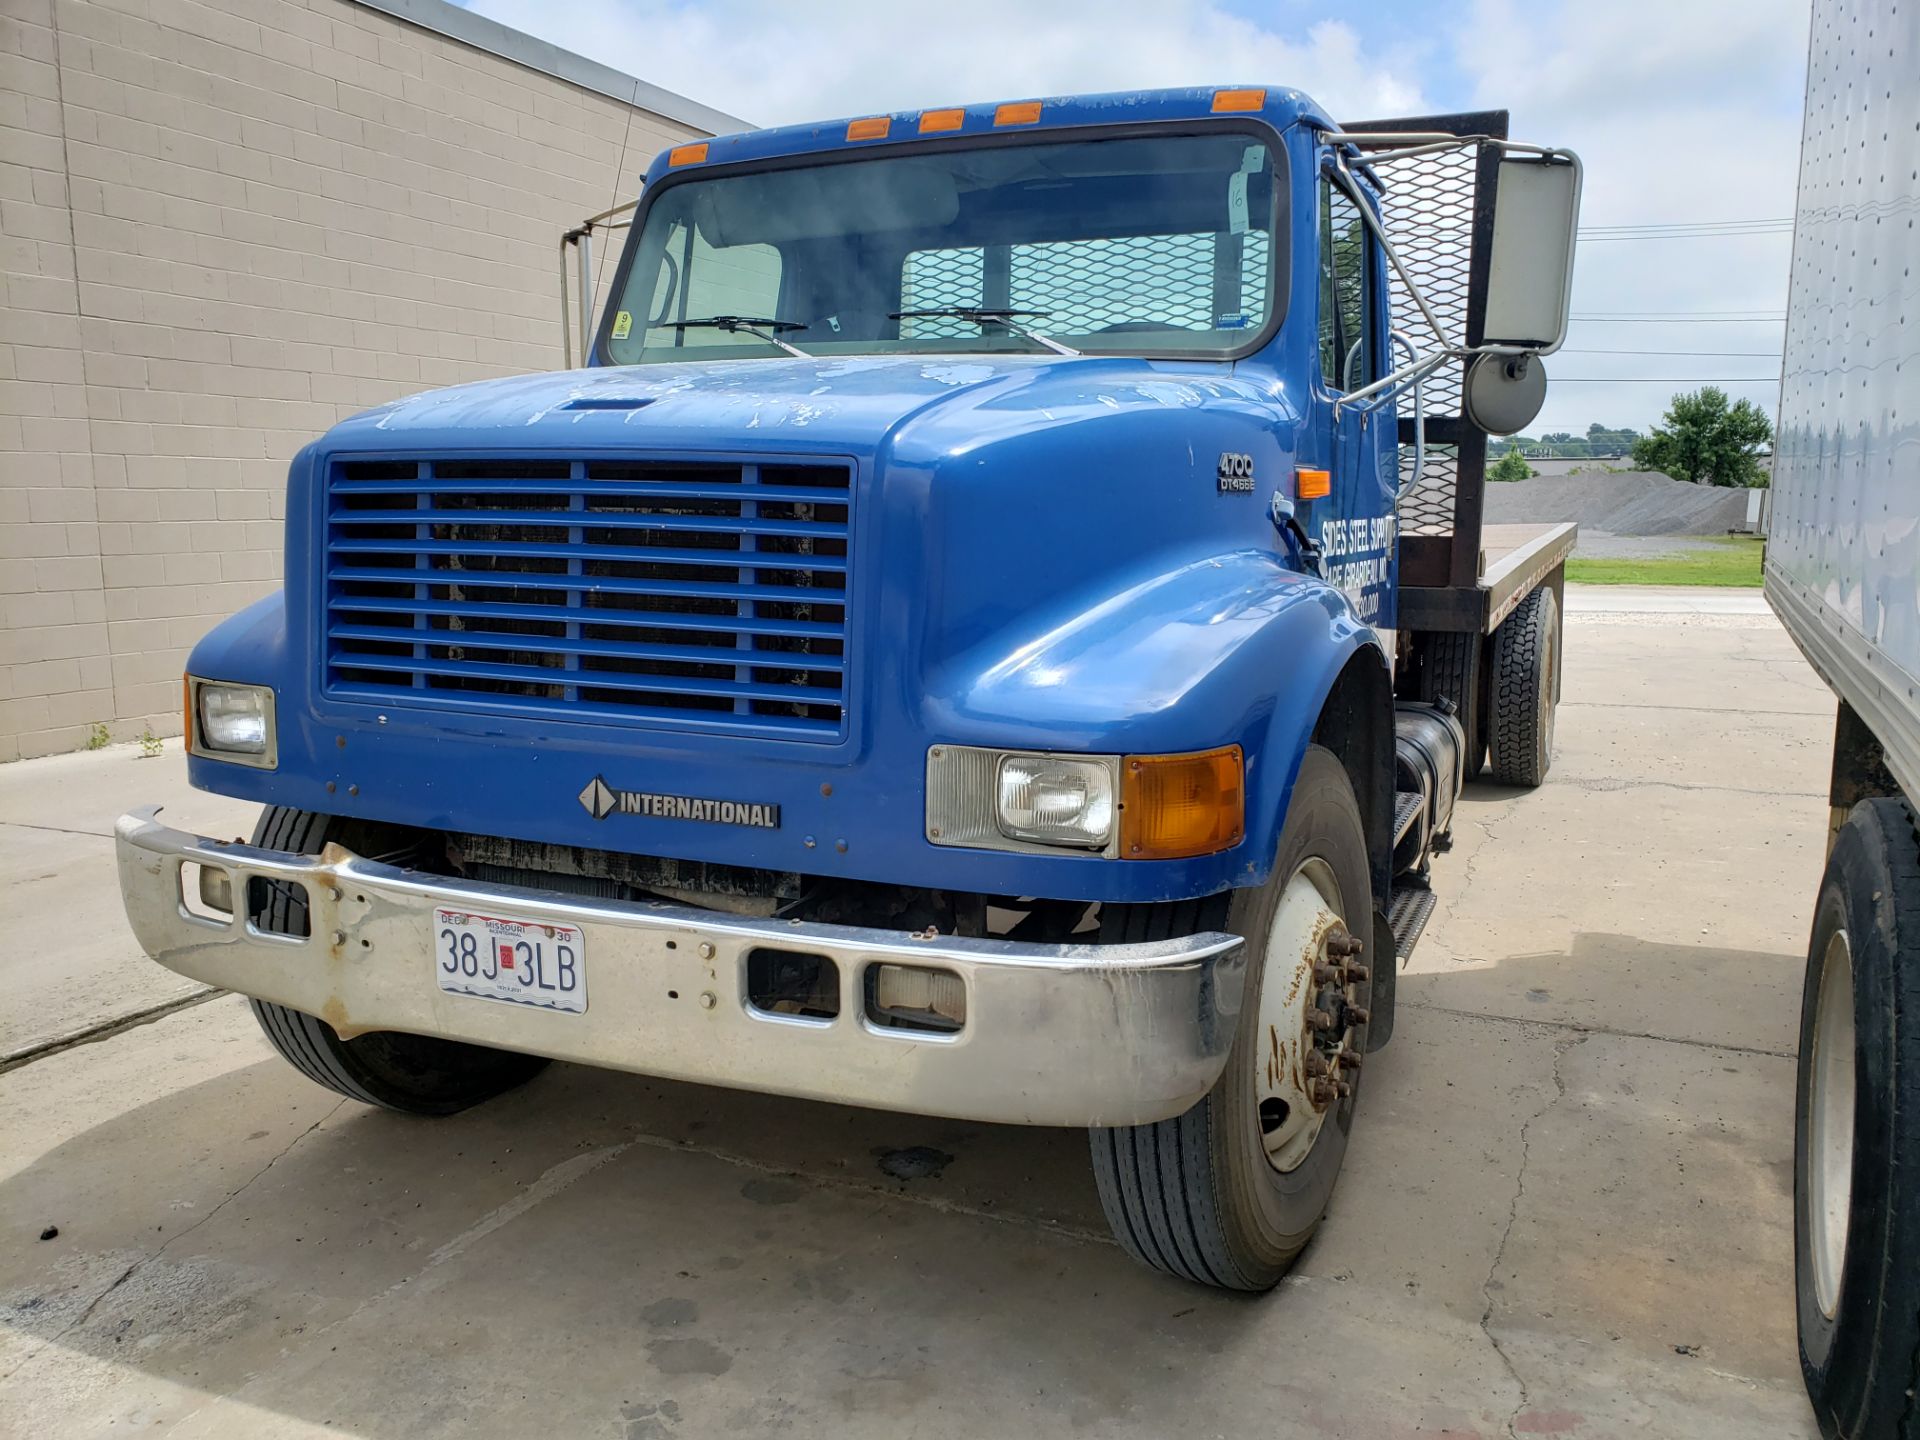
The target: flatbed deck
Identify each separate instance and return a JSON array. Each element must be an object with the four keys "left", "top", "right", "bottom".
[{"left": 1398, "top": 521, "right": 1576, "bottom": 634}]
